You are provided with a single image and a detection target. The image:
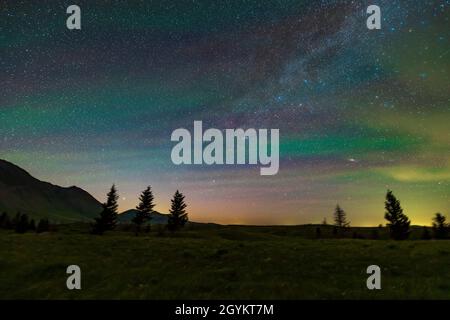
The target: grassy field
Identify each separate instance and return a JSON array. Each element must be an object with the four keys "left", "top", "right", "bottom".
[{"left": 1, "top": 224, "right": 450, "bottom": 299}]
